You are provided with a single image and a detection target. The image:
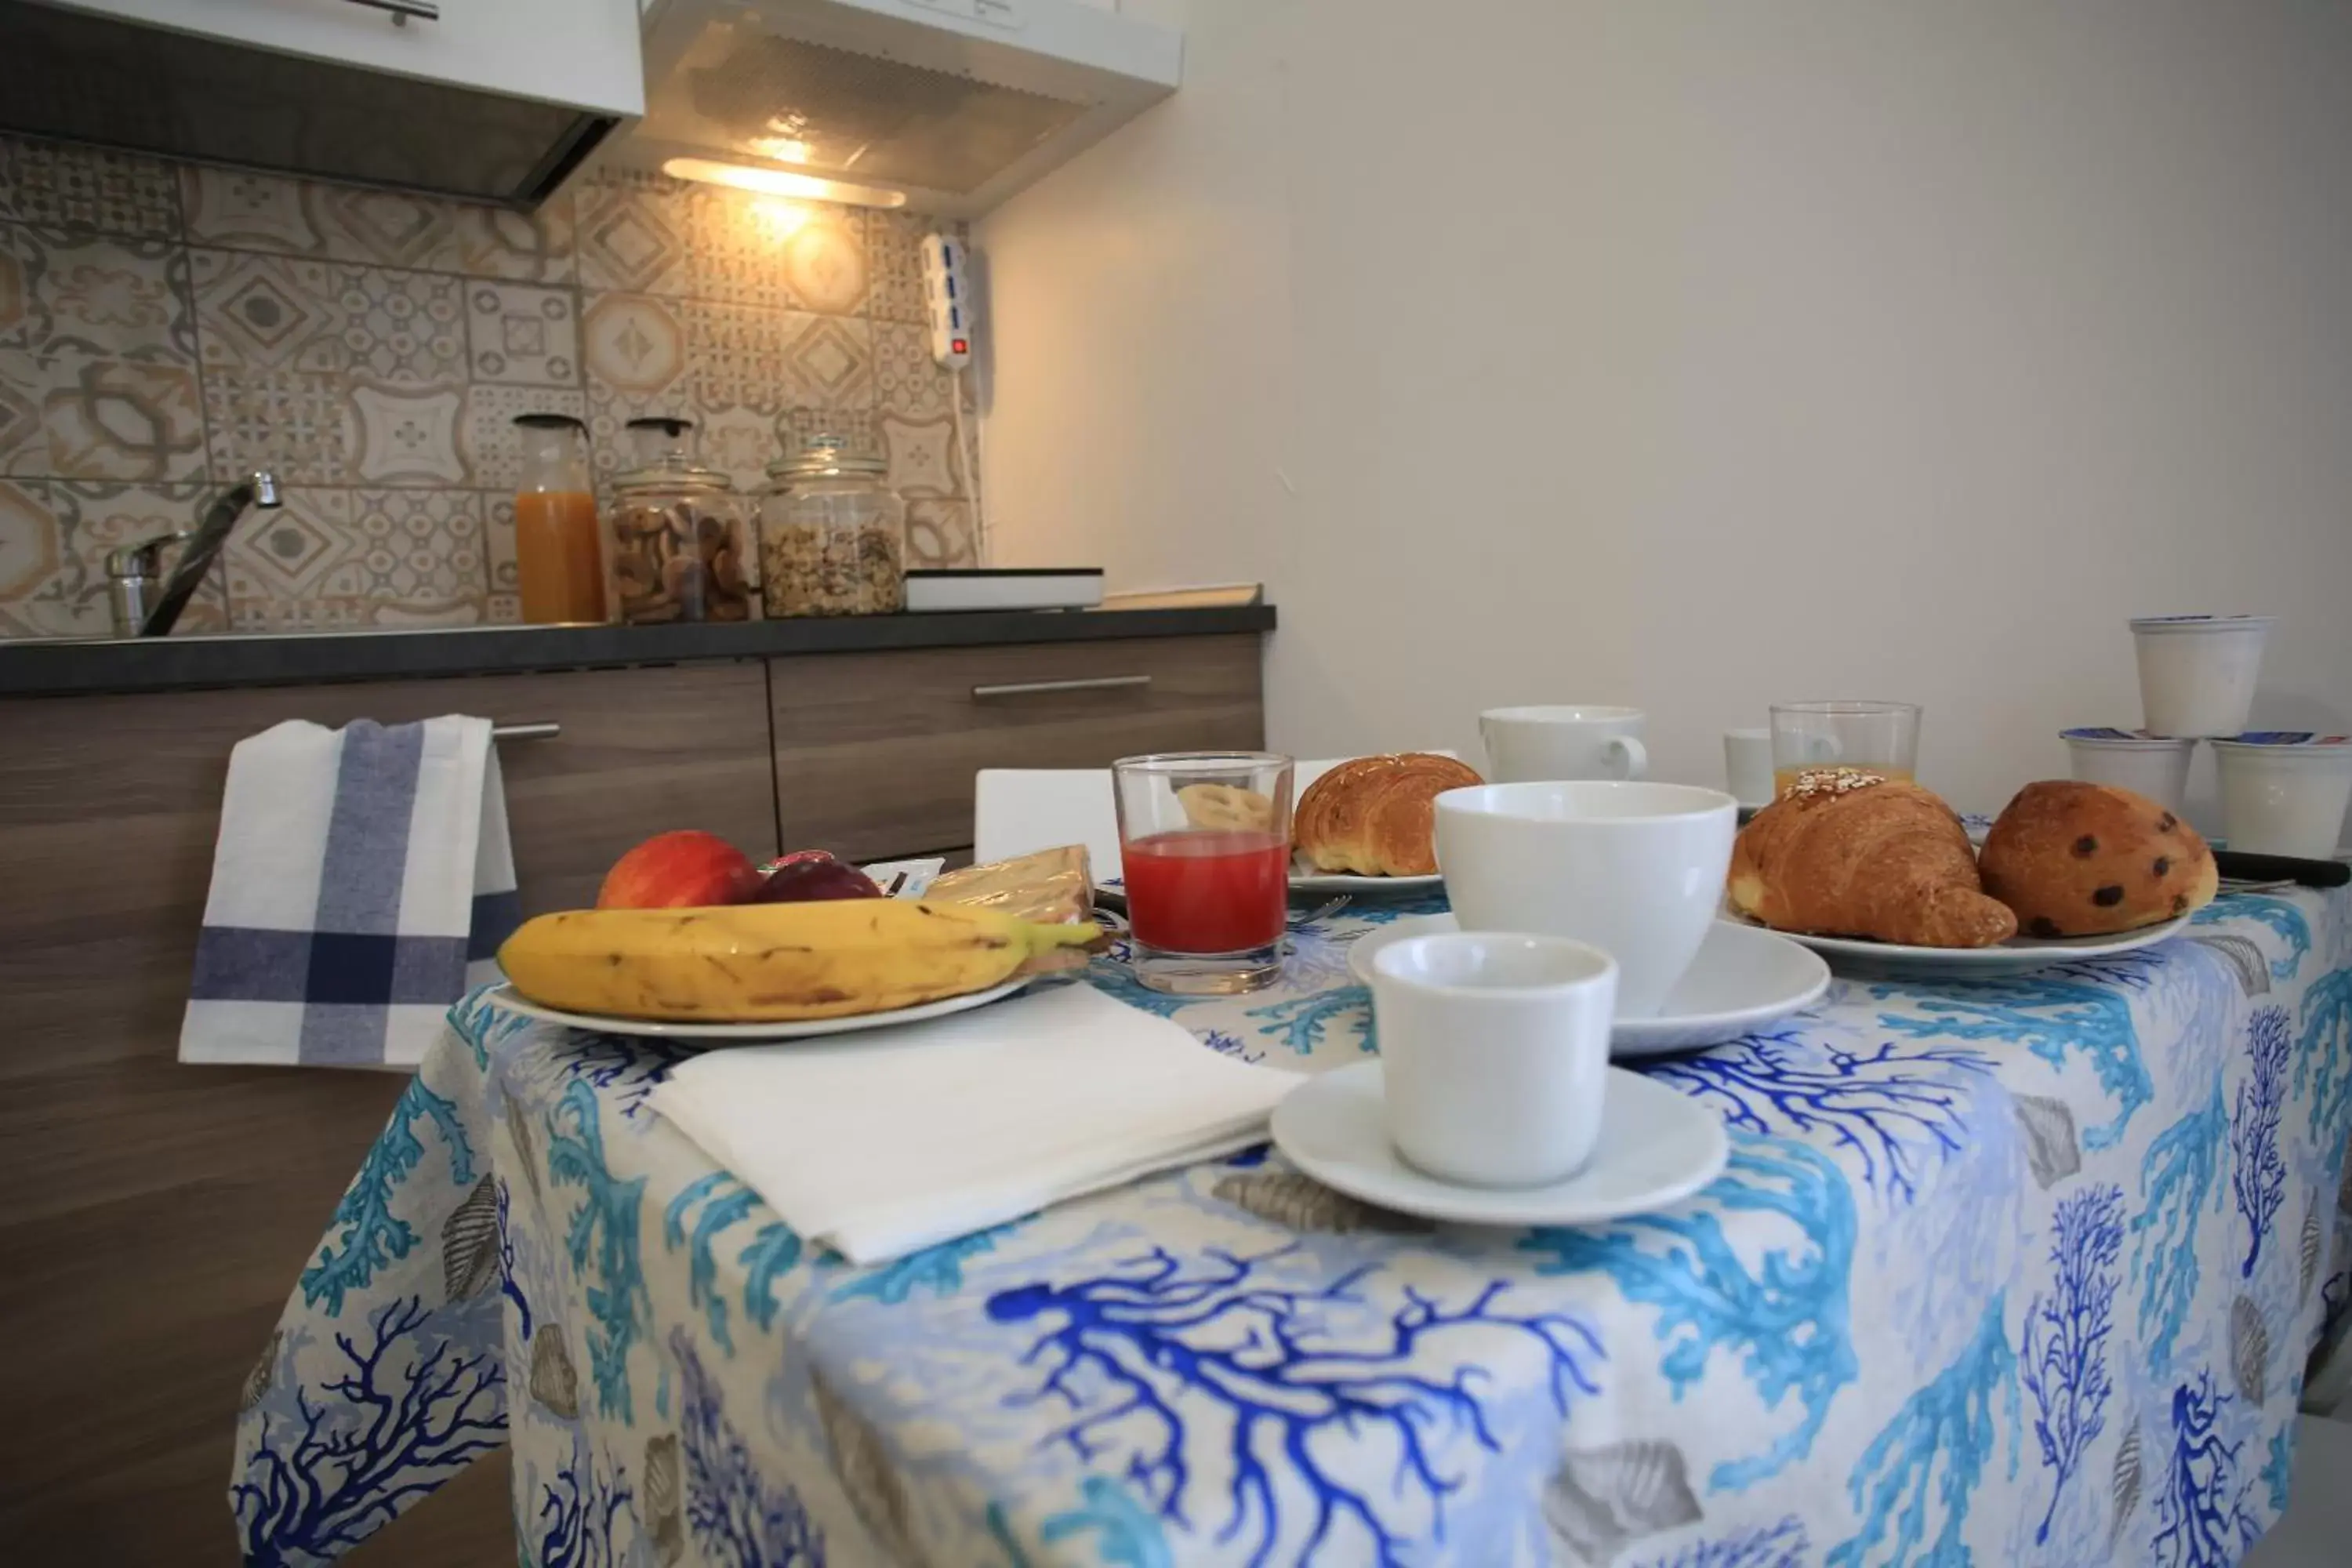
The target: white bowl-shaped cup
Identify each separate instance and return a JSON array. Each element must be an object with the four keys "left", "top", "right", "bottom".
[
  {"left": 2212, "top": 735, "right": 2352, "bottom": 858},
  {"left": 1480, "top": 705, "right": 1648, "bottom": 784},
  {"left": 1434, "top": 780, "right": 1738, "bottom": 1018},
  {"left": 2131, "top": 616, "right": 2273, "bottom": 739},
  {"left": 2060, "top": 728, "right": 2197, "bottom": 815},
  {"left": 1370, "top": 931, "right": 1617, "bottom": 1188}
]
